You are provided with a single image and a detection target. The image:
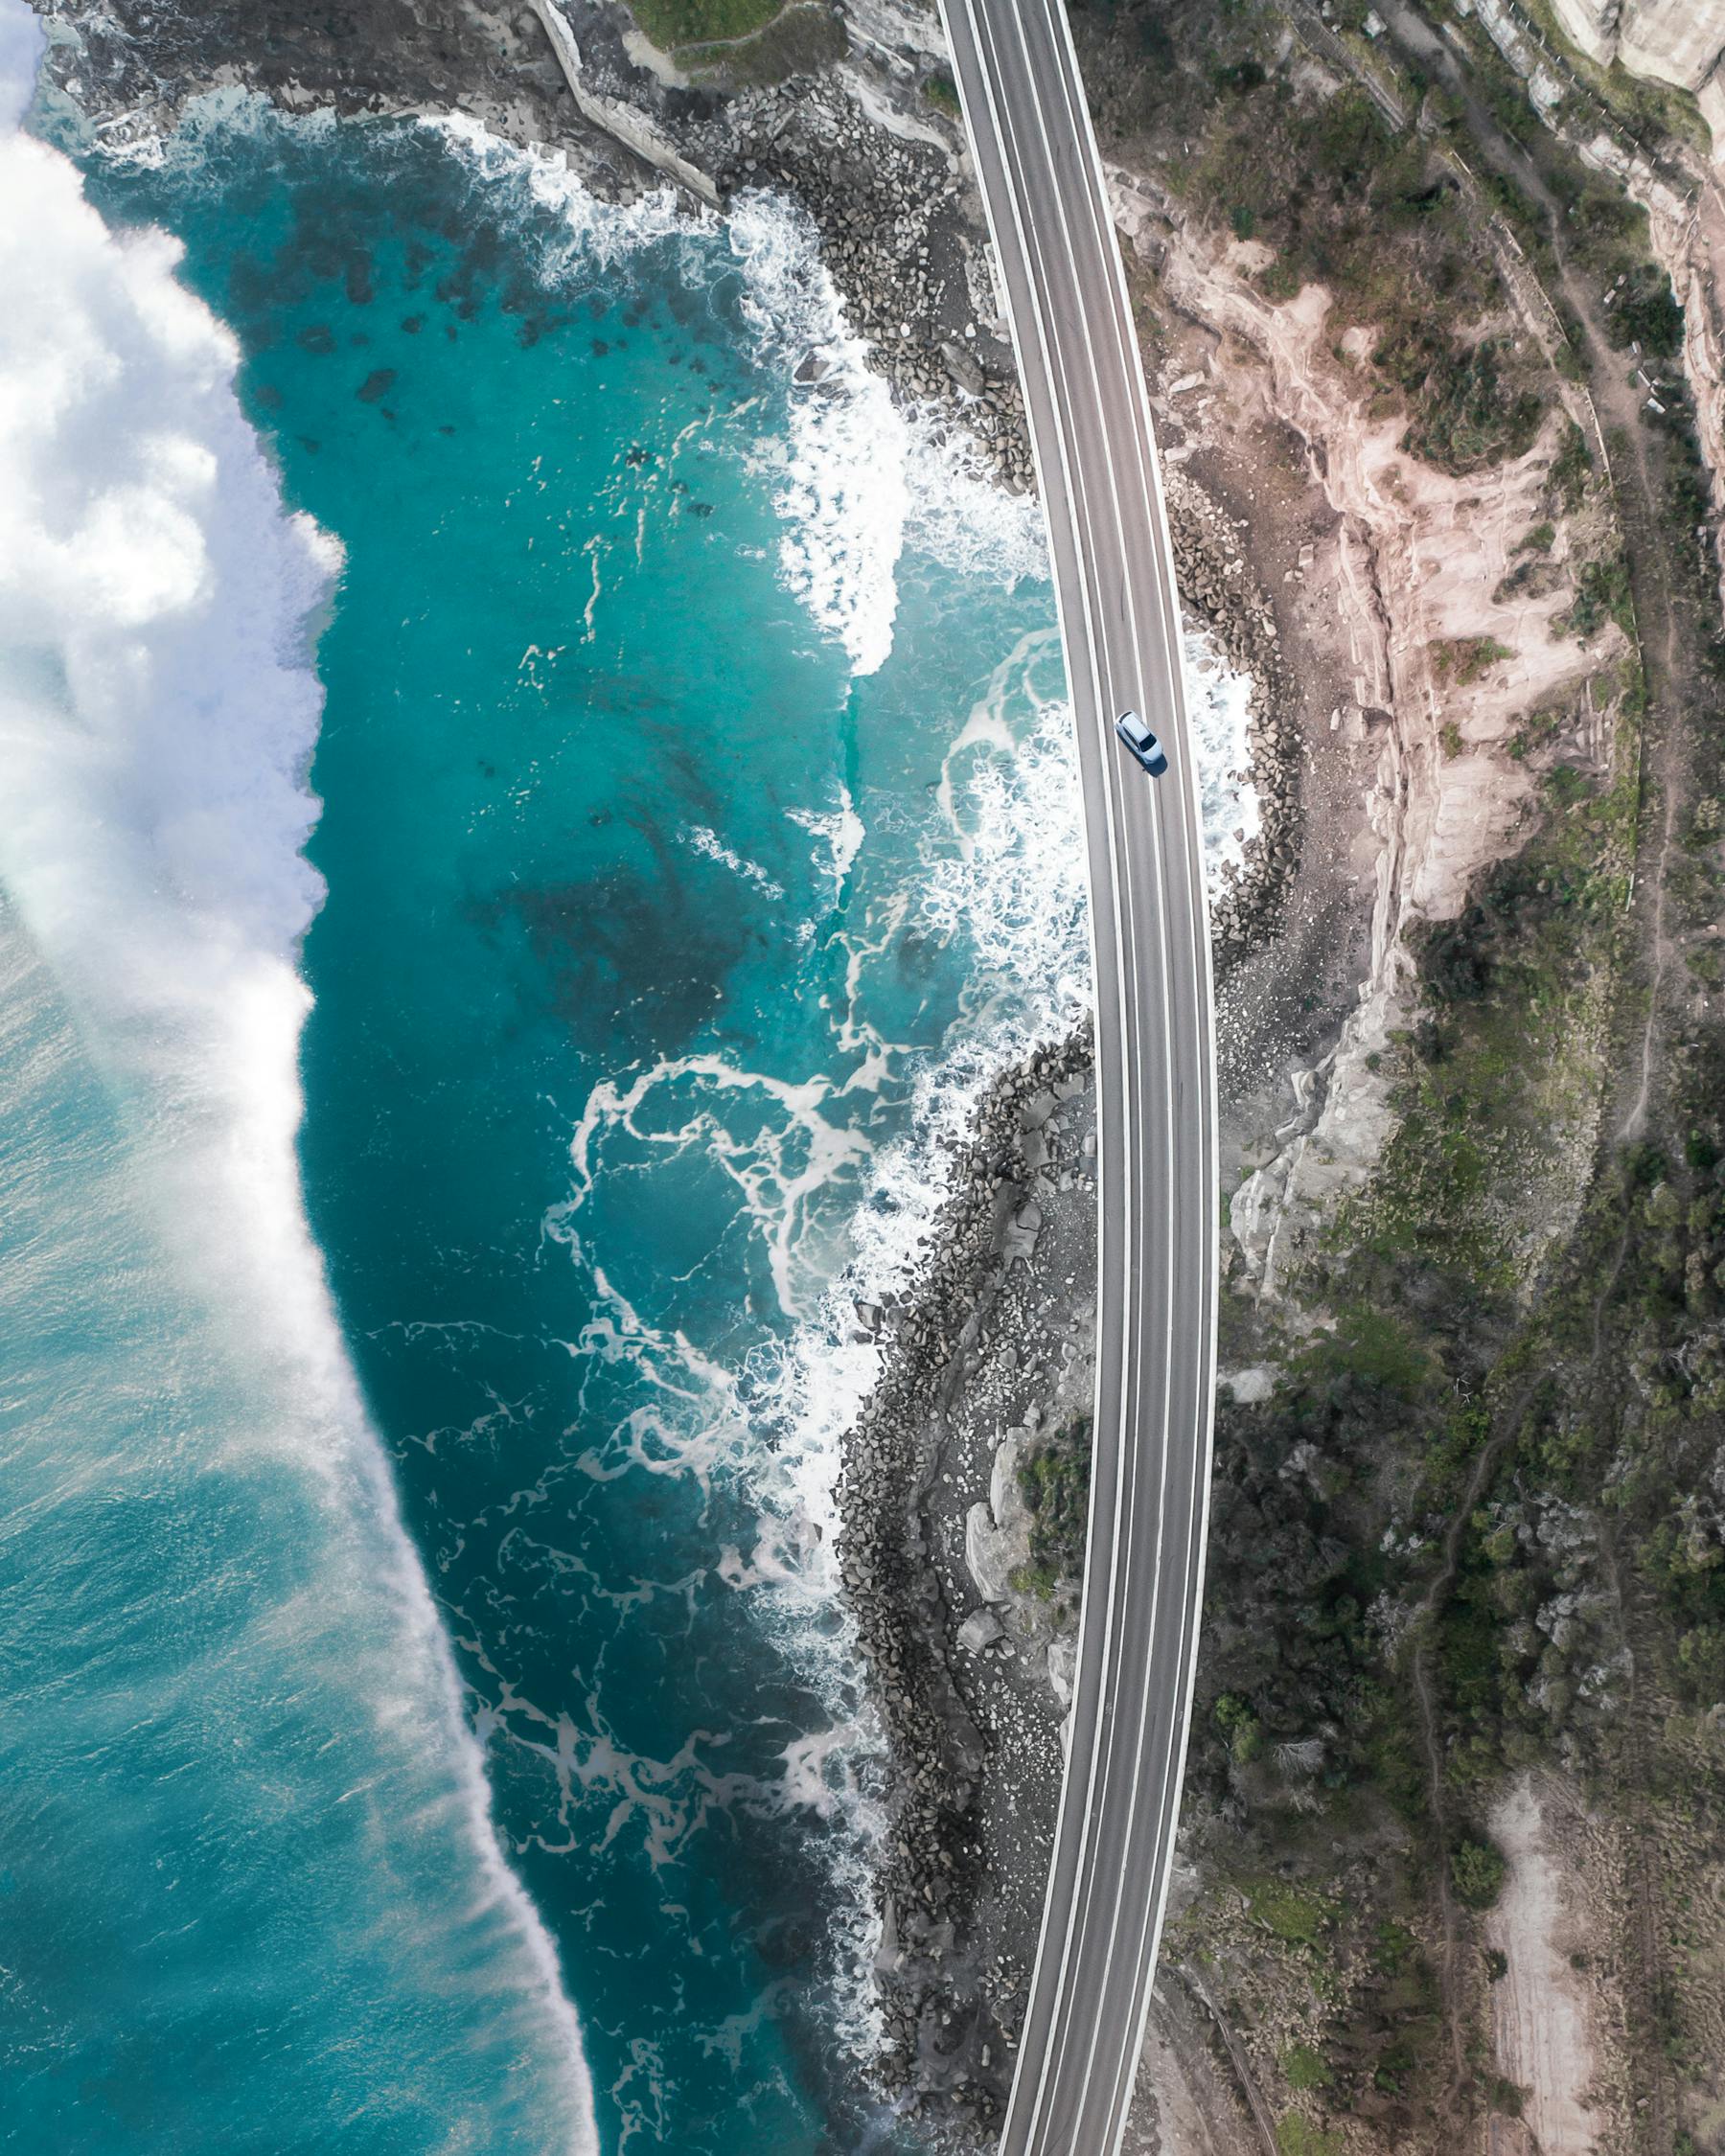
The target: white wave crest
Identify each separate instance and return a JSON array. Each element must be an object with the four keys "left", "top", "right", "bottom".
[
  {"left": 1184, "top": 625, "right": 1261, "bottom": 890},
  {"left": 725, "top": 191, "right": 911, "bottom": 679},
  {"left": 0, "top": 13, "right": 597, "bottom": 2140}
]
